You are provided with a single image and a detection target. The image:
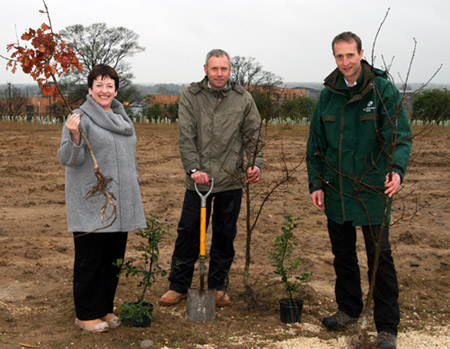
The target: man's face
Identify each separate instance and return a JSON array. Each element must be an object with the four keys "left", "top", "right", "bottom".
[
  {"left": 333, "top": 39, "right": 364, "bottom": 84},
  {"left": 204, "top": 55, "right": 231, "bottom": 90}
]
